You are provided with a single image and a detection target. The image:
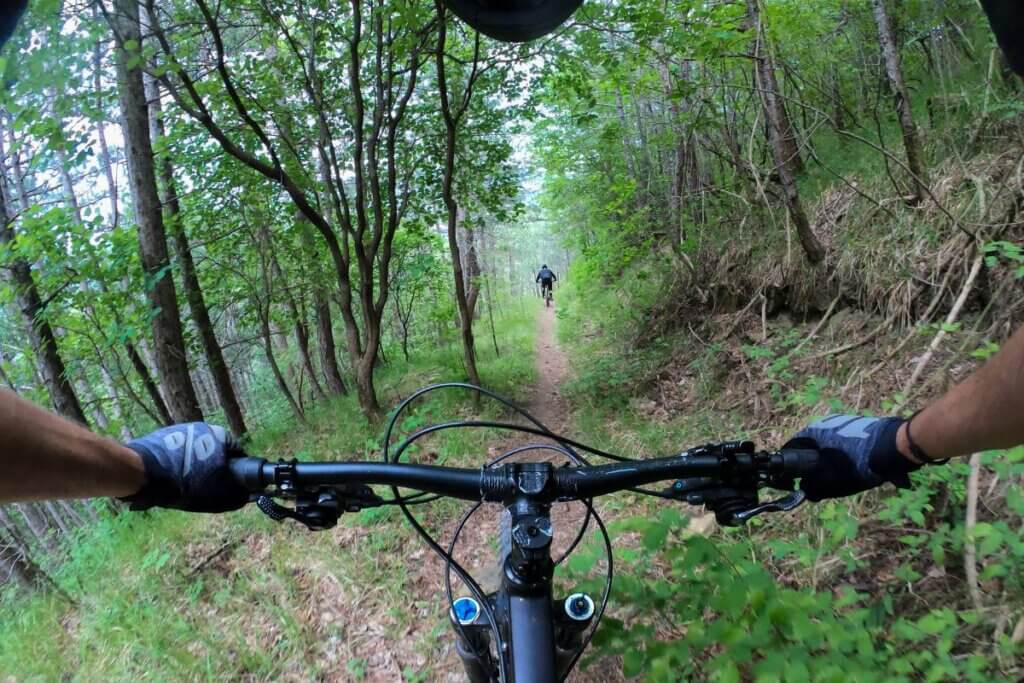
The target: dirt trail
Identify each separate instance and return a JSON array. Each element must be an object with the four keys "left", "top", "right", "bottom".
[
  {"left": 429, "top": 303, "right": 623, "bottom": 682},
  {"left": 531, "top": 304, "right": 572, "bottom": 431}
]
